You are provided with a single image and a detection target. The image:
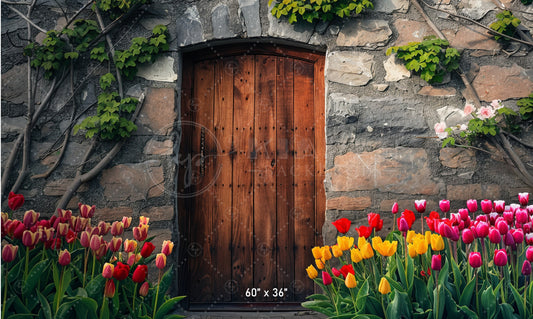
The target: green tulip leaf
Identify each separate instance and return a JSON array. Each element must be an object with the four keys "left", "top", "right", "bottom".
[
  {"left": 396, "top": 254, "right": 407, "bottom": 289},
  {"left": 302, "top": 300, "right": 335, "bottom": 316},
  {"left": 385, "top": 276, "right": 405, "bottom": 293},
  {"left": 443, "top": 286, "right": 460, "bottom": 317},
  {"left": 509, "top": 284, "right": 525, "bottom": 319},
  {"left": 481, "top": 286, "right": 497, "bottom": 319},
  {"left": 7, "top": 258, "right": 23, "bottom": 283},
  {"left": 306, "top": 294, "right": 330, "bottom": 301},
  {"left": 433, "top": 285, "right": 445, "bottom": 319},
  {"left": 437, "top": 258, "right": 449, "bottom": 284},
  {"left": 36, "top": 290, "right": 52, "bottom": 319},
  {"left": 499, "top": 304, "right": 518, "bottom": 319},
  {"left": 352, "top": 315, "right": 382, "bottom": 319},
  {"left": 329, "top": 314, "right": 359, "bottom": 319},
  {"left": 458, "top": 305, "right": 479, "bottom": 318},
  {"left": 450, "top": 257, "right": 465, "bottom": 297},
  {"left": 413, "top": 277, "right": 430, "bottom": 309},
  {"left": 163, "top": 315, "right": 186, "bottom": 319},
  {"left": 154, "top": 296, "right": 186, "bottom": 319},
  {"left": 12, "top": 296, "right": 30, "bottom": 314},
  {"left": 85, "top": 275, "right": 105, "bottom": 301},
  {"left": 6, "top": 315, "right": 38, "bottom": 319},
  {"left": 356, "top": 279, "right": 369, "bottom": 310},
  {"left": 365, "top": 296, "right": 383, "bottom": 317},
  {"left": 459, "top": 279, "right": 476, "bottom": 306},
  {"left": 407, "top": 254, "right": 414, "bottom": 290},
  {"left": 386, "top": 290, "right": 412, "bottom": 319}
]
